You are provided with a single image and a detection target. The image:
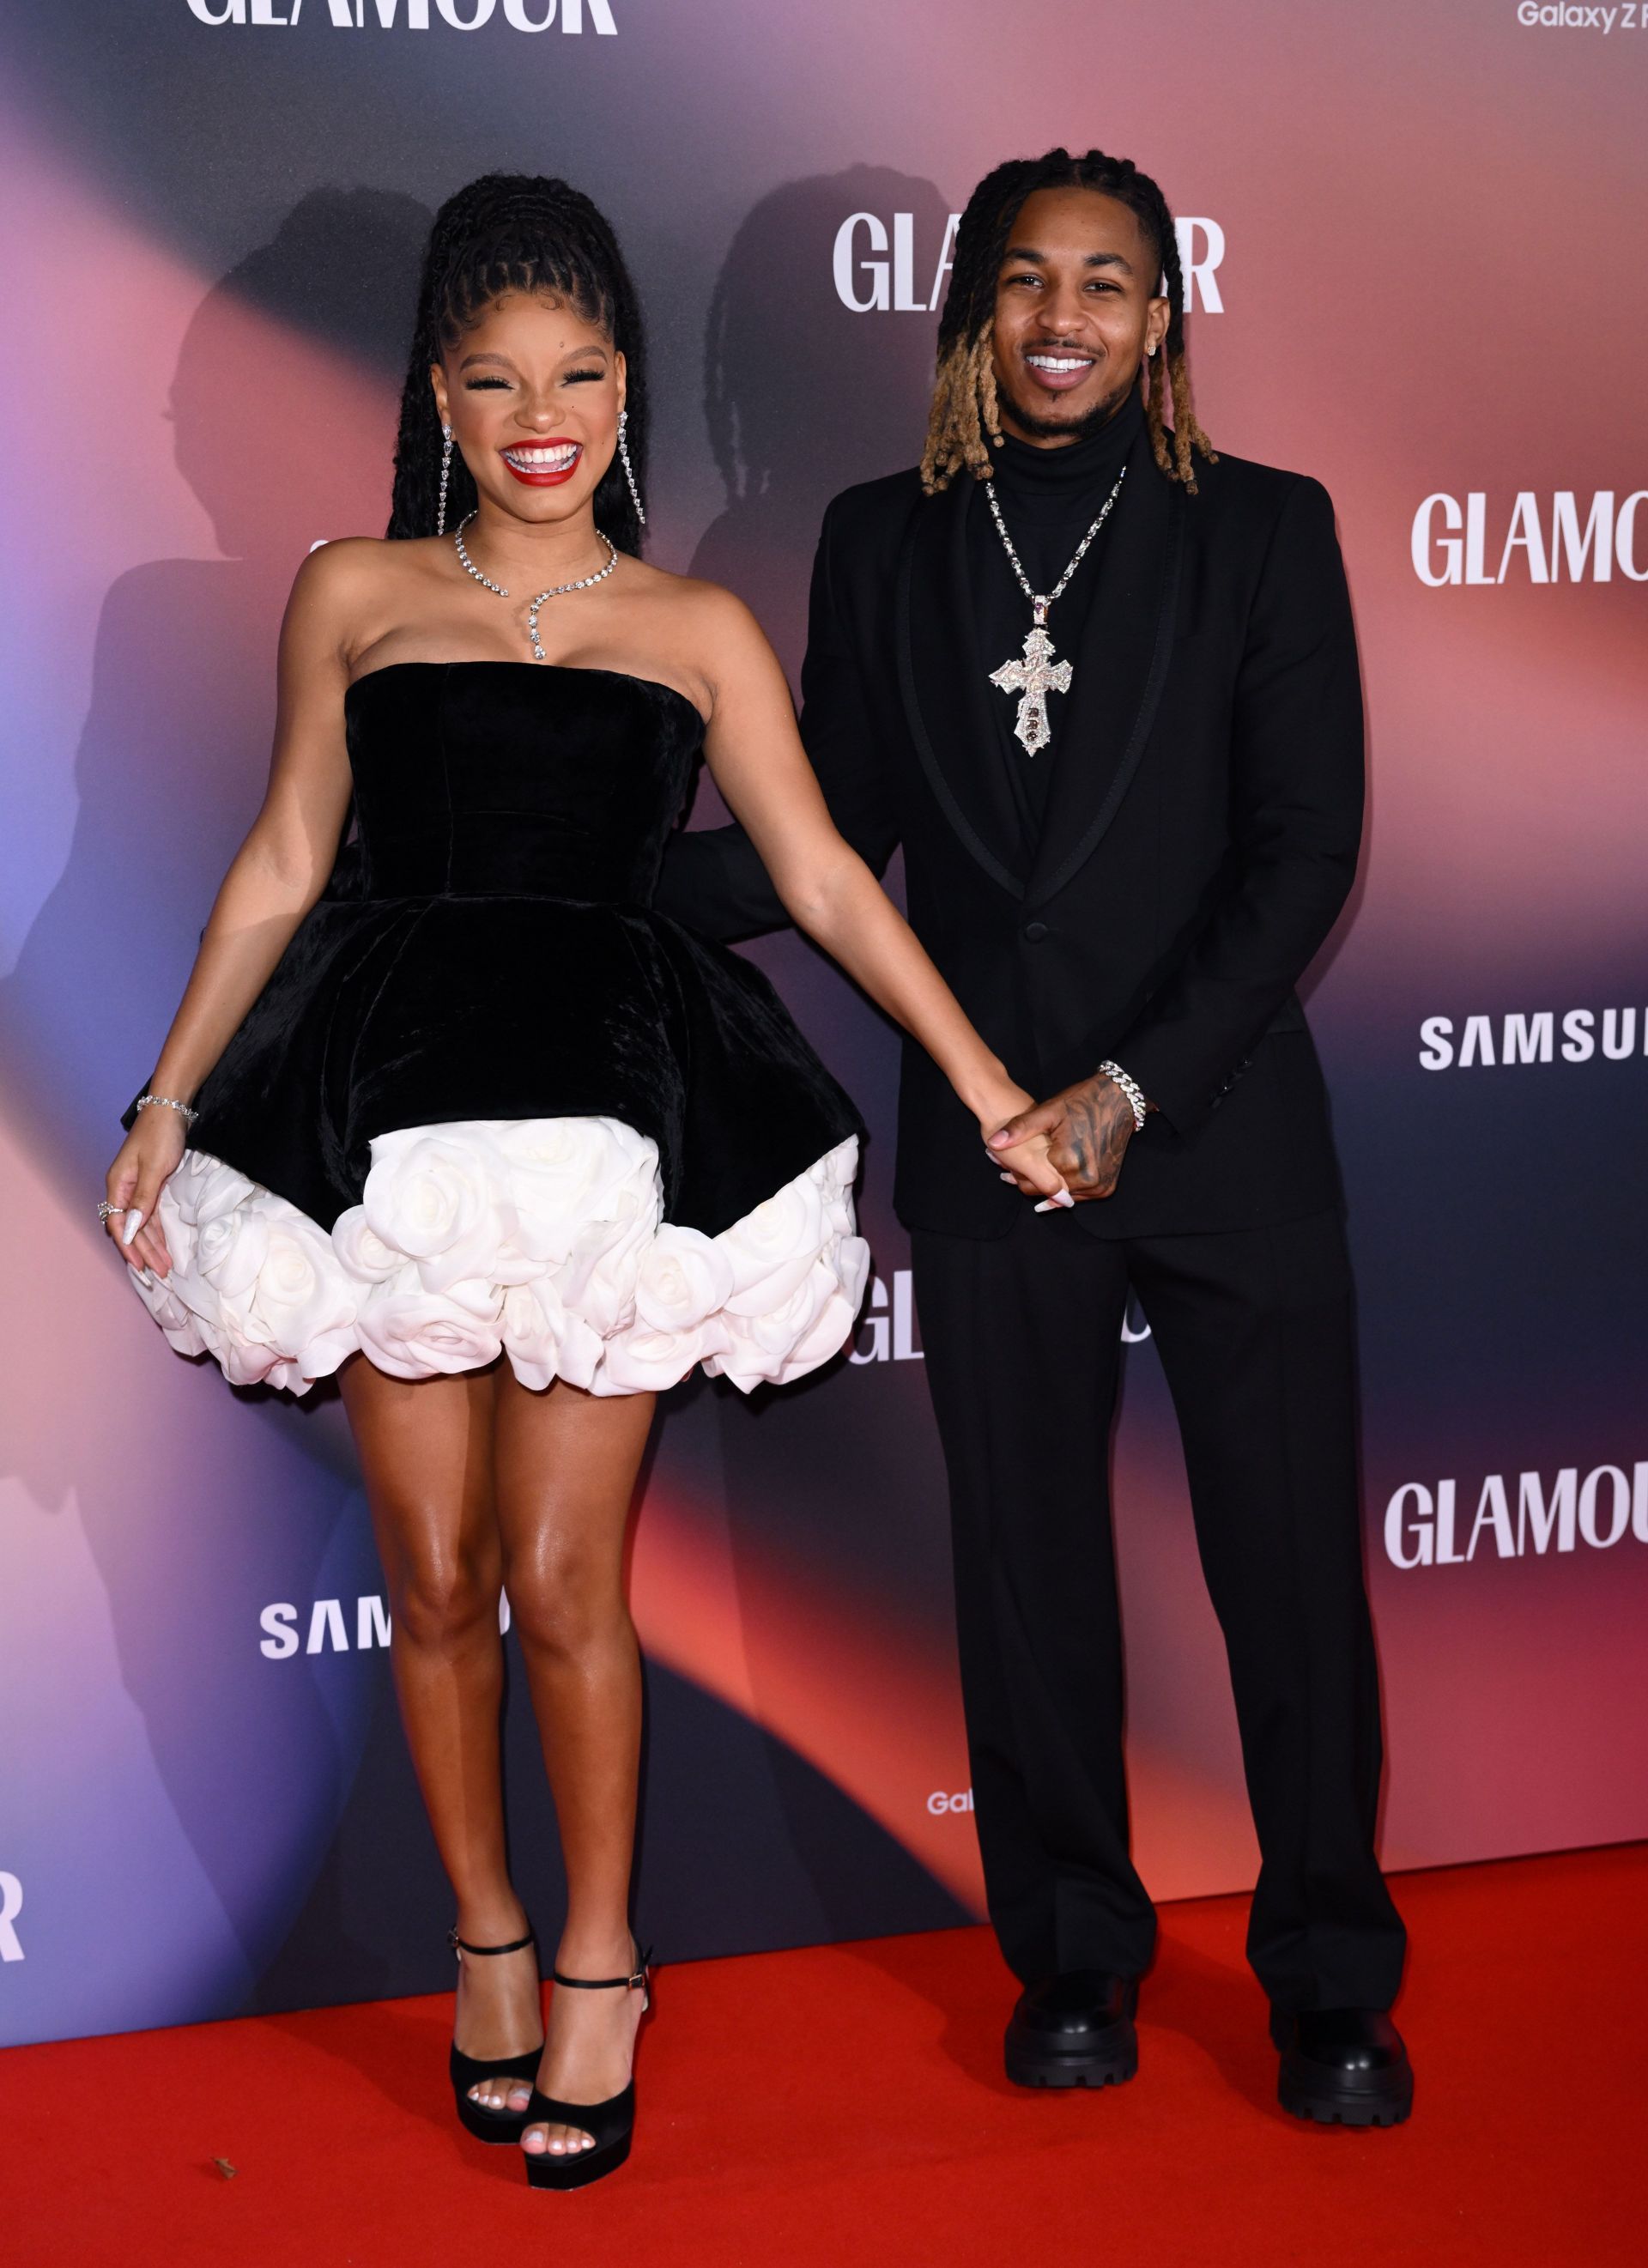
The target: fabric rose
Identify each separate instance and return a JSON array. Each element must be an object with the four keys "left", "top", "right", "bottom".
[
  {"left": 130, "top": 1264, "right": 210, "bottom": 1359},
  {"left": 194, "top": 1198, "right": 273, "bottom": 1305},
  {"left": 361, "top": 1127, "right": 517, "bottom": 1293},
  {"left": 356, "top": 1268, "right": 505, "bottom": 1381},
  {"left": 498, "top": 1117, "right": 657, "bottom": 1266},
  {"left": 331, "top": 1204, "right": 403, "bottom": 1286},
  {"left": 712, "top": 1240, "right": 868, "bottom": 1392},
  {"left": 134, "top": 1245, "right": 302, "bottom": 1392},
  {"left": 719, "top": 1173, "right": 827, "bottom": 1316},
  {"left": 557, "top": 1181, "right": 660, "bottom": 1338},
  {"left": 811, "top": 1140, "right": 860, "bottom": 1239},
  {"left": 163, "top": 1155, "right": 263, "bottom": 1280},
  {"left": 633, "top": 1224, "right": 735, "bottom": 1335},
  {"left": 778, "top": 1285, "right": 863, "bottom": 1381},
  {"left": 599, "top": 1319, "right": 724, "bottom": 1397},
  {"left": 221, "top": 1336, "right": 297, "bottom": 1393},
  {"left": 166, "top": 1152, "right": 255, "bottom": 1228},
  {"left": 833, "top": 1229, "right": 871, "bottom": 1314},
  {"left": 500, "top": 1277, "right": 570, "bottom": 1394},
  {"left": 189, "top": 1157, "right": 258, "bottom": 1228},
  {"left": 241, "top": 1210, "right": 359, "bottom": 1380},
  {"left": 149, "top": 1179, "right": 198, "bottom": 1277},
  {"left": 717, "top": 1256, "right": 838, "bottom": 1373},
  {"left": 551, "top": 1309, "right": 606, "bottom": 1393}
]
